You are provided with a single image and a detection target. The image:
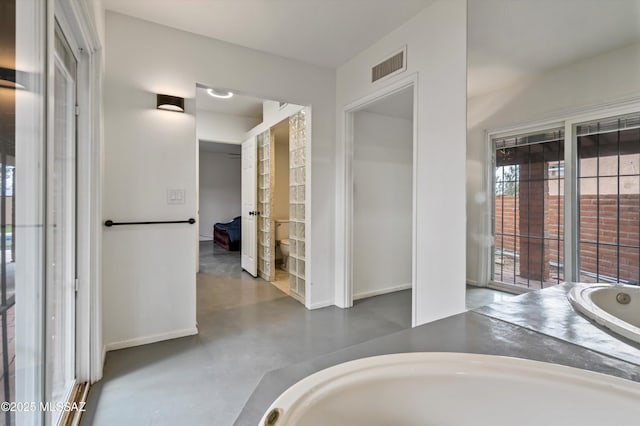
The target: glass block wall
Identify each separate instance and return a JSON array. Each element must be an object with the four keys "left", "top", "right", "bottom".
[
  {"left": 289, "top": 110, "right": 307, "bottom": 298},
  {"left": 257, "top": 129, "right": 275, "bottom": 281}
]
